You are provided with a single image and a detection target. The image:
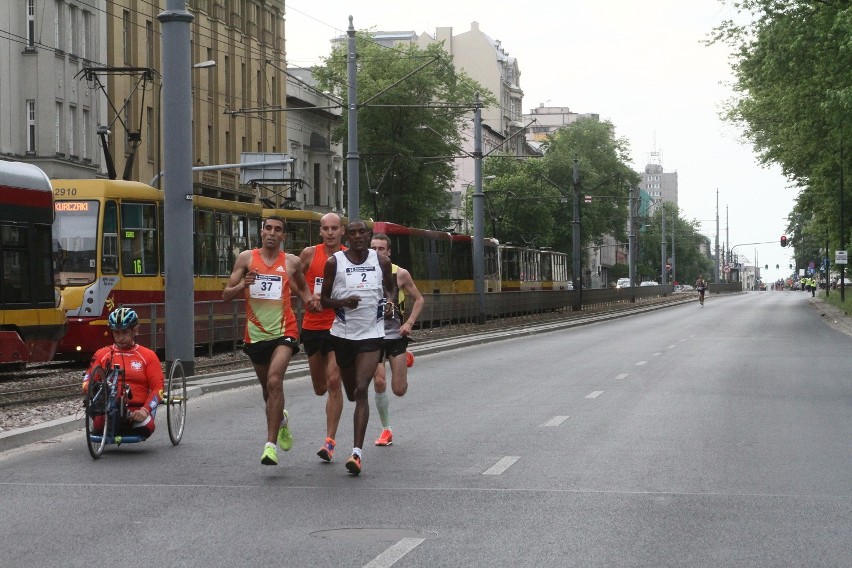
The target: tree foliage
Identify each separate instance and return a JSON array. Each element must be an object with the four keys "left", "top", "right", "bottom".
[
  {"left": 313, "top": 34, "right": 495, "bottom": 226},
  {"left": 711, "top": 0, "right": 852, "bottom": 252},
  {"left": 635, "top": 201, "right": 715, "bottom": 284}
]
